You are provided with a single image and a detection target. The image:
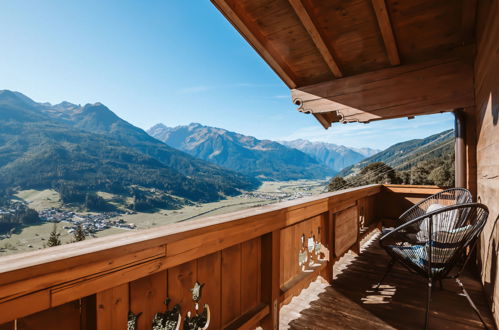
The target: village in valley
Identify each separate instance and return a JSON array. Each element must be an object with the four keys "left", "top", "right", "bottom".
[{"left": 0, "top": 180, "right": 326, "bottom": 255}]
